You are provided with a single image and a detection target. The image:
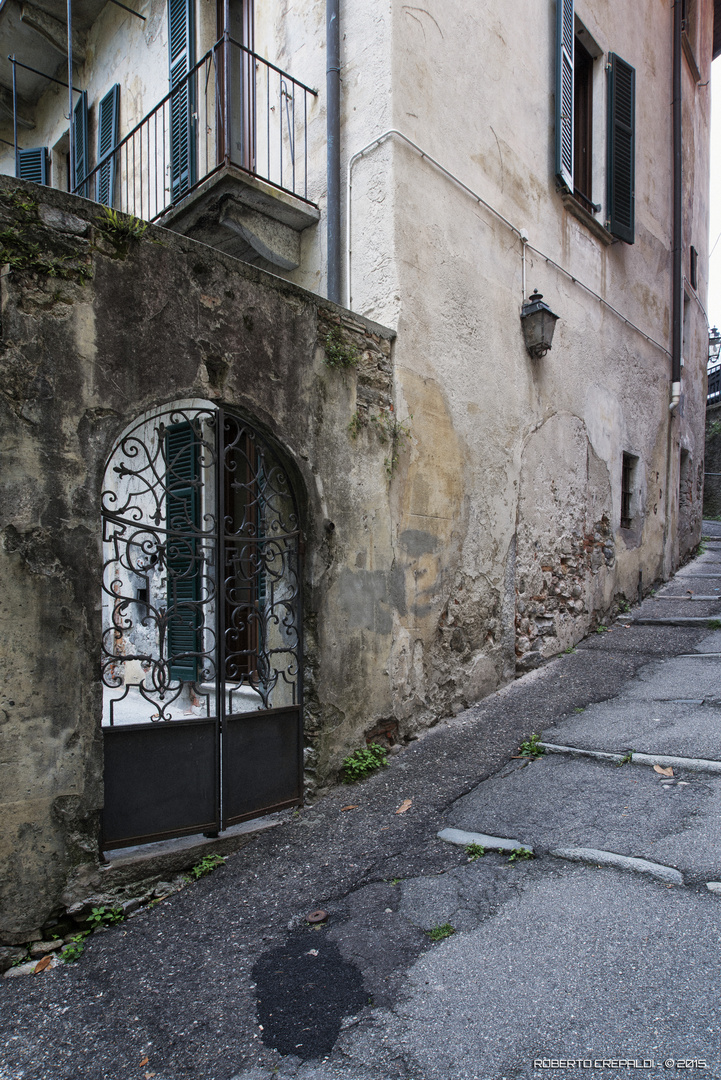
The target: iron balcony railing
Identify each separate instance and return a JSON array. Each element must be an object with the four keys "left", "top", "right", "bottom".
[
  {"left": 74, "top": 38, "right": 317, "bottom": 220},
  {"left": 708, "top": 363, "right": 721, "bottom": 405}
]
